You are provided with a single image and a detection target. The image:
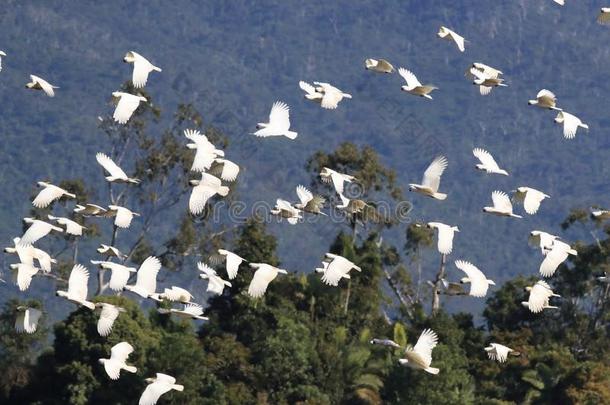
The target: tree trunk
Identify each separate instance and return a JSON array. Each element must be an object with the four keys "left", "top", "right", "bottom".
[
  {"left": 431, "top": 254, "right": 447, "bottom": 316},
  {"left": 344, "top": 279, "right": 351, "bottom": 315},
  {"left": 383, "top": 268, "right": 414, "bottom": 318}
]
